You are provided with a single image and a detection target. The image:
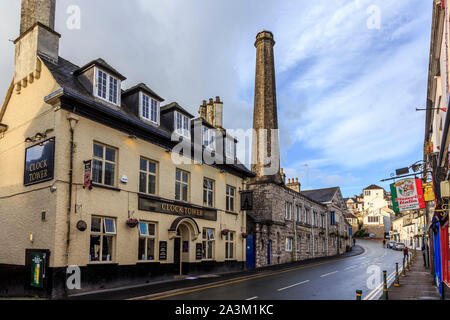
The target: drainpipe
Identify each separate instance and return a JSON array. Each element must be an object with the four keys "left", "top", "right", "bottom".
[
  {"left": 66, "top": 115, "right": 79, "bottom": 267},
  {"left": 293, "top": 199, "right": 297, "bottom": 262}
]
